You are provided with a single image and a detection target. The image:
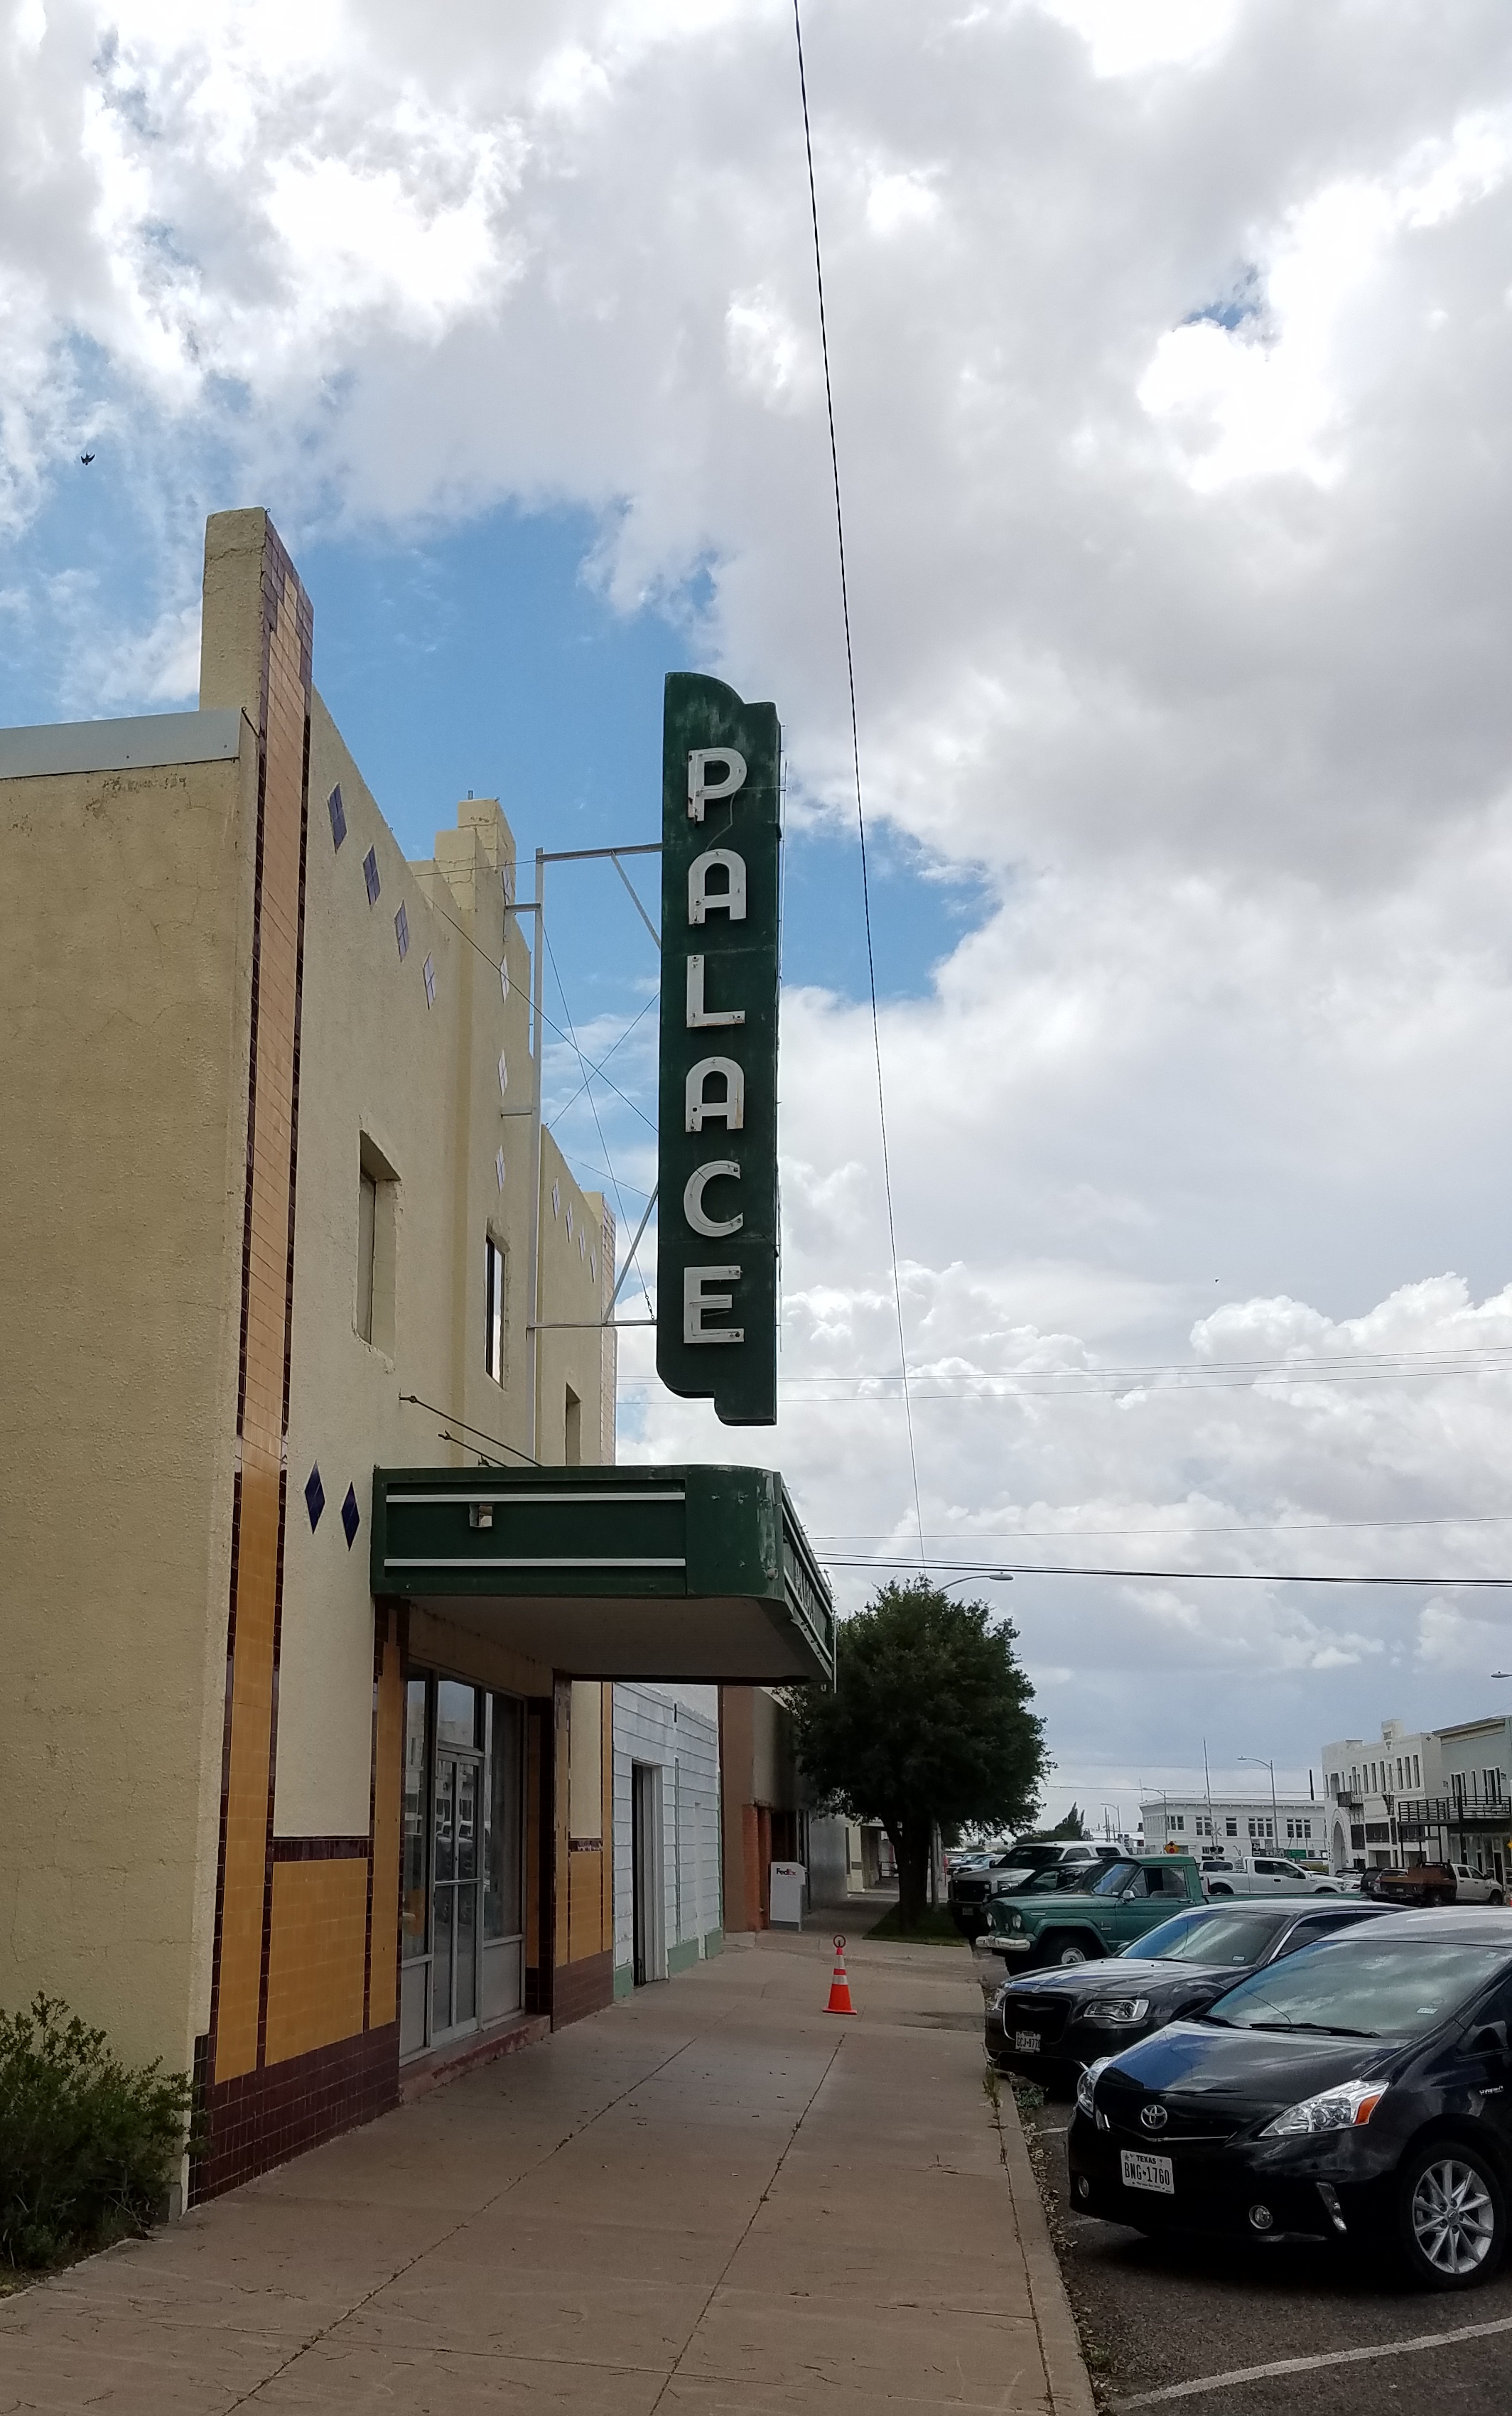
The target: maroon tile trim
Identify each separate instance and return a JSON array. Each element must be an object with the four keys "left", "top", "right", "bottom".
[
  {"left": 190, "top": 2023, "right": 399, "bottom": 2206},
  {"left": 206, "top": 522, "right": 315, "bottom": 2092},
  {"left": 255, "top": 536, "right": 313, "bottom": 2075},
  {"left": 270, "top": 1838, "right": 370, "bottom": 1862},
  {"left": 399, "top": 2012, "right": 551, "bottom": 2105},
  {"left": 552, "top": 1948, "right": 614, "bottom": 2029}
]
